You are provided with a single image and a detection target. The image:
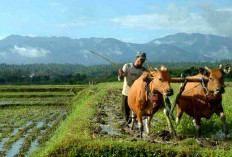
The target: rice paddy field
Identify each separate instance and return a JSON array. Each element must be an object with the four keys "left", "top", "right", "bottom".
[
  {"left": 0, "top": 85, "right": 87, "bottom": 157},
  {"left": 26, "top": 82, "right": 232, "bottom": 157},
  {"left": 1, "top": 82, "right": 232, "bottom": 156}
]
